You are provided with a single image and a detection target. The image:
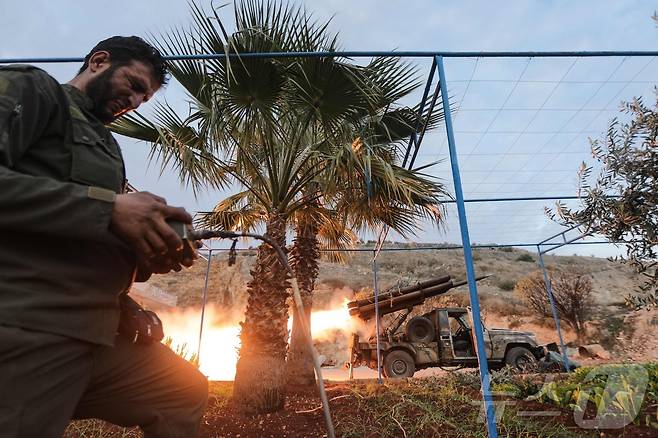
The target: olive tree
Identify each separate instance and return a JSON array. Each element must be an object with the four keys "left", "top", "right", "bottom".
[{"left": 547, "top": 92, "right": 658, "bottom": 309}]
